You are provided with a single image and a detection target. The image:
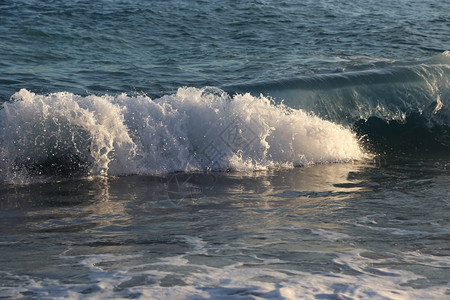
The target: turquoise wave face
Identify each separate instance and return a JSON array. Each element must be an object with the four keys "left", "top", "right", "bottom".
[
  {"left": 229, "top": 55, "right": 450, "bottom": 156},
  {"left": 228, "top": 55, "right": 450, "bottom": 122}
]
